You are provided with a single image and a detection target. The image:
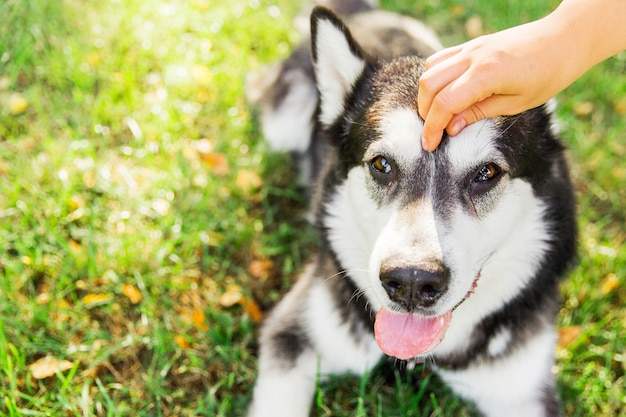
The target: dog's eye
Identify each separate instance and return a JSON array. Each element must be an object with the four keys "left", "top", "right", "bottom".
[
  {"left": 371, "top": 156, "right": 392, "bottom": 174},
  {"left": 474, "top": 163, "right": 501, "bottom": 183}
]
